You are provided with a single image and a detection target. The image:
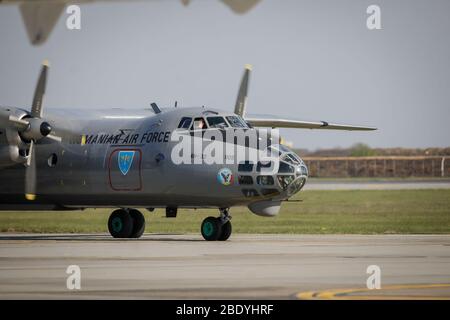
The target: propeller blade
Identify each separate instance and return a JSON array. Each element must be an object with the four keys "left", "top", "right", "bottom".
[
  {"left": 8, "top": 115, "right": 30, "bottom": 131},
  {"left": 234, "top": 64, "right": 251, "bottom": 117},
  {"left": 48, "top": 126, "right": 83, "bottom": 144},
  {"left": 31, "top": 60, "right": 49, "bottom": 118},
  {"left": 25, "top": 140, "right": 36, "bottom": 201},
  {"left": 45, "top": 134, "right": 62, "bottom": 142}
]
